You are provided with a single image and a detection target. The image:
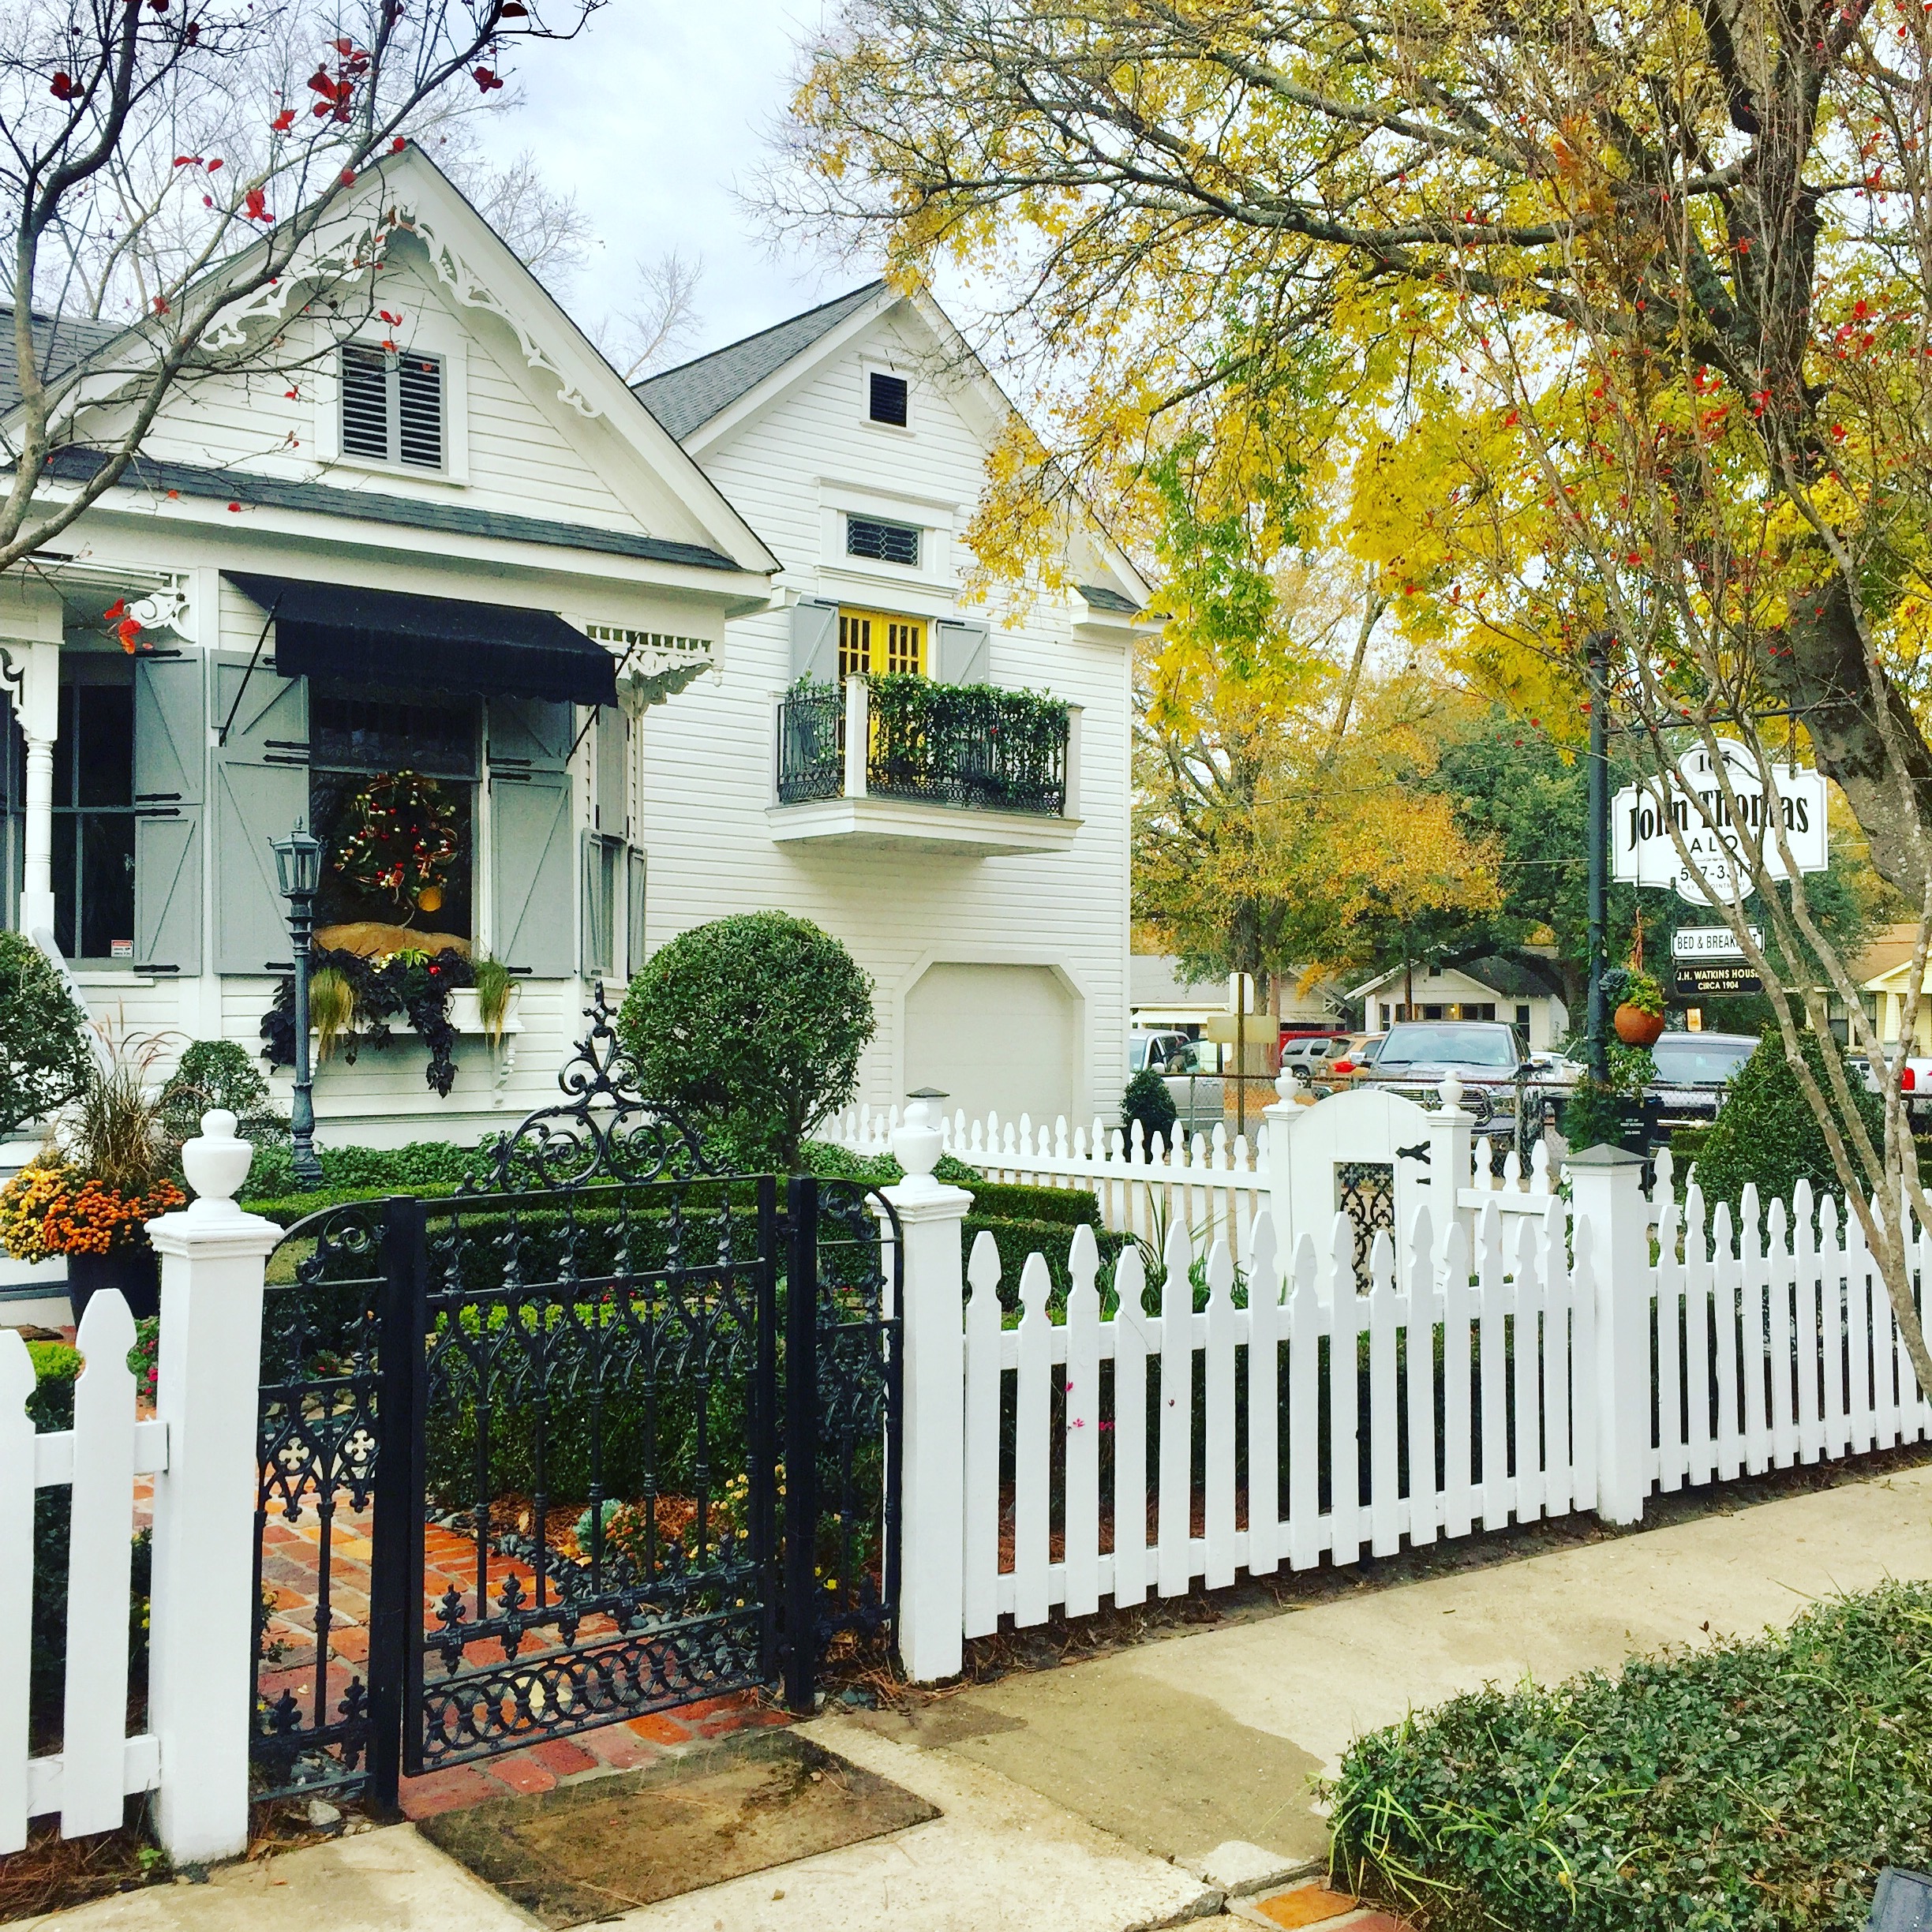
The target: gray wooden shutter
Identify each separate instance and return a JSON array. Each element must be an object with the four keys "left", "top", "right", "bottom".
[
  {"left": 625, "top": 845, "right": 647, "bottom": 979},
  {"left": 489, "top": 695, "right": 575, "bottom": 976},
  {"left": 212, "top": 656, "right": 308, "bottom": 974},
  {"left": 580, "top": 831, "right": 617, "bottom": 979},
  {"left": 934, "top": 619, "right": 990, "bottom": 685},
  {"left": 594, "top": 705, "right": 626, "bottom": 834},
  {"left": 790, "top": 600, "right": 841, "bottom": 683},
  {"left": 133, "top": 654, "right": 204, "bottom": 975}
]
